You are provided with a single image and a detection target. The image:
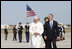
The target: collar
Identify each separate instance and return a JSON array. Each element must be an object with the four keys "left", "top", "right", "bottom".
[{"left": 49, "top": 20, "right": 53, "bottom": 23}]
